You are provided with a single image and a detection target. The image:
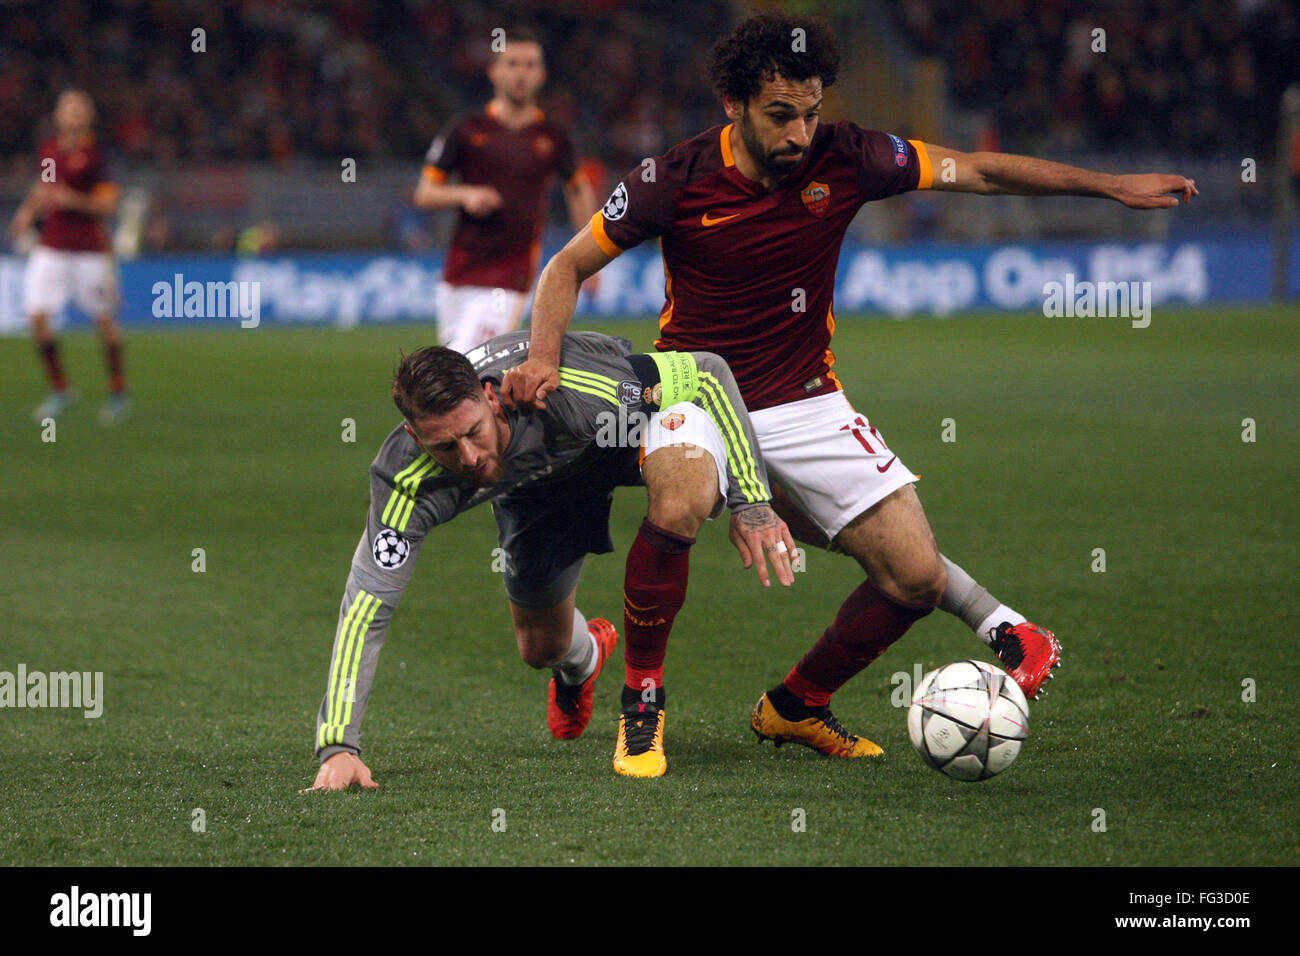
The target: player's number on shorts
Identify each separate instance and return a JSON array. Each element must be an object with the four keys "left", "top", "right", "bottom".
[{"left": 839, "top": 416, "right": 887, "bottom": 454}]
